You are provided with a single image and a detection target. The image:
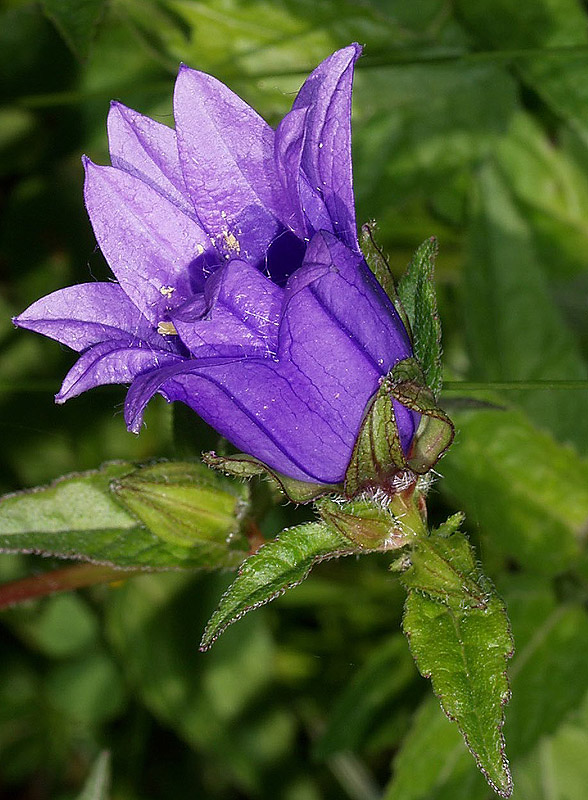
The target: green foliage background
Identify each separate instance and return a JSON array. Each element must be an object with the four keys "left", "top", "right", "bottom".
[{"left": 2, "top": 0, "right": 588, "bottom": 797}]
